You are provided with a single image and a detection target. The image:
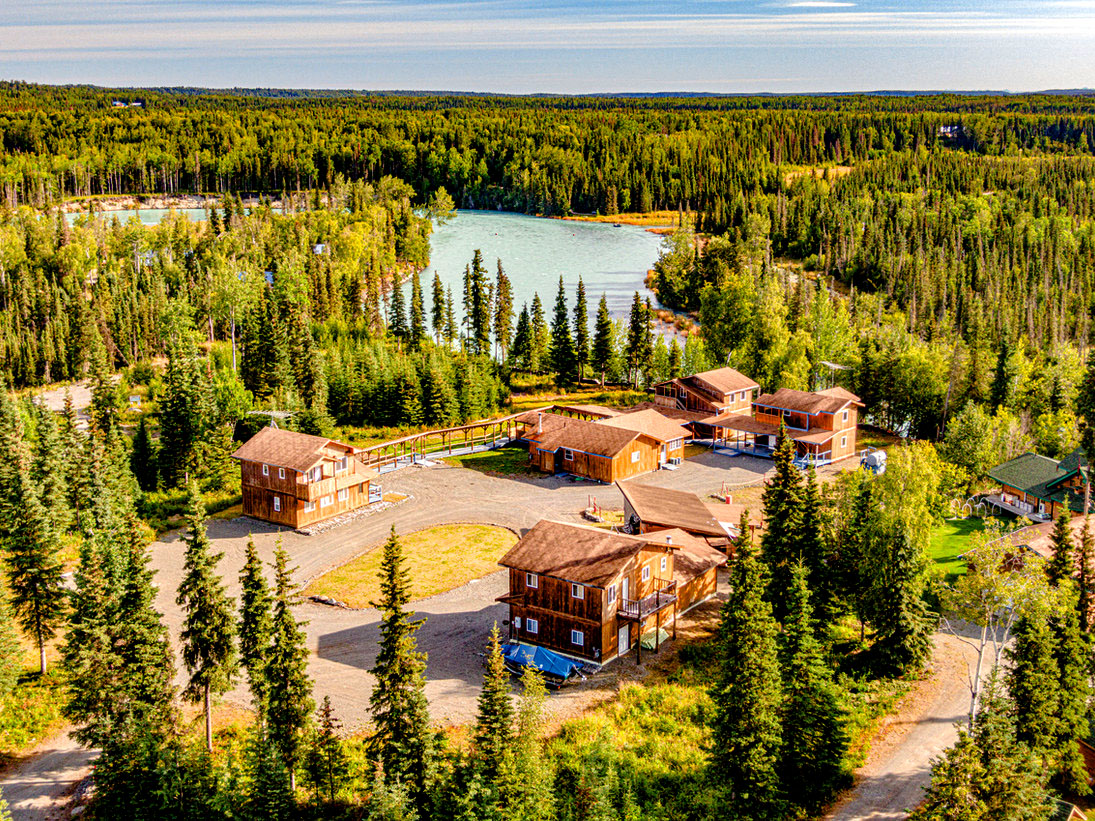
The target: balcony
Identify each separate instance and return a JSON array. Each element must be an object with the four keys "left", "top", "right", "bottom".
[
  {"left": 618, "top": 579, "right": 677, "bottom": 621},
  {"left": 298, "top": 465, "right": 372, "bottom": 501}
]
